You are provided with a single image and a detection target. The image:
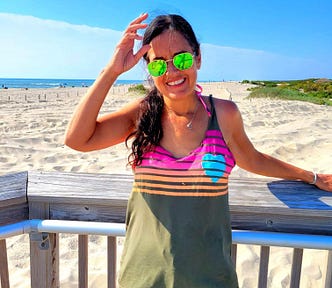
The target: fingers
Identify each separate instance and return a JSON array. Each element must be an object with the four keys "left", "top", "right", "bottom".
[
  {"left": 129, "top": 13, "right": 149, "bottom": 26},
  {"left": 124, "top": 23, "right": 148, "bottom": 35},
  {"left": 121, "top": 31, "right": 144, "bottom": 43},
  {"left": 121, "top": 13, "right": 150, "bottom": 57},
  {"left": 118, "top": 13, "right": 148, "bottom": 48},
  {"left": 116, "top": 13, "right": 148, "bottom": 48},
  {"left": 111, "top": 13, "right": 150, "bottom": 73},
  {"left": 125, "top": 13, "right": 149, "bottom": 34}
]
